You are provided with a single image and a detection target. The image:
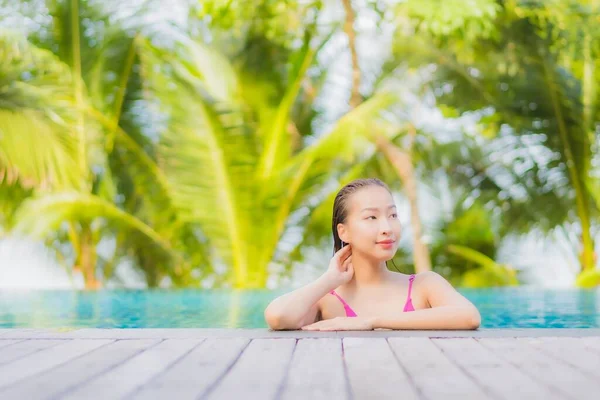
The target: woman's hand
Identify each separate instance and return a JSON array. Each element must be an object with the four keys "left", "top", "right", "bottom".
[
  {"left": 301, "top": 316, "right": 374, "bottom": 331},
  {"left": 323, "top": 245, "right": 354, "bottom": 288}
]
